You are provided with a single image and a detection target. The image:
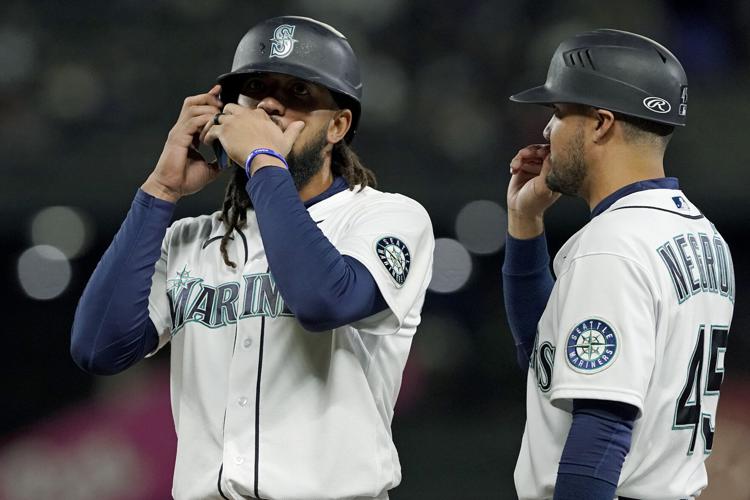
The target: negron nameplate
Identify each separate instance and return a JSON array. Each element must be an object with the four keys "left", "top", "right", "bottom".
[{"left": 376, "top": 237, "right": 411, "bottom": 287}]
